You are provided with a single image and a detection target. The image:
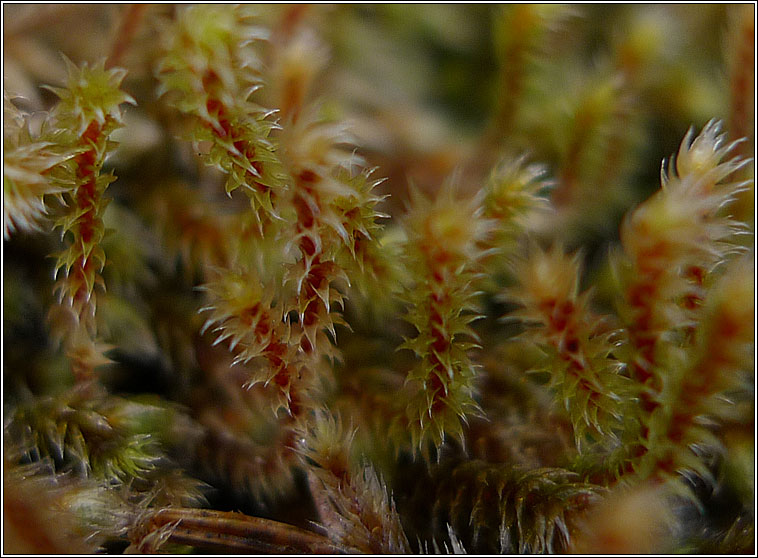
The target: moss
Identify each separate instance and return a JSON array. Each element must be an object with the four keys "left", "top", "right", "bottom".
[{"left": 3, "top": 4, "right": 754, "bottom": 554}]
